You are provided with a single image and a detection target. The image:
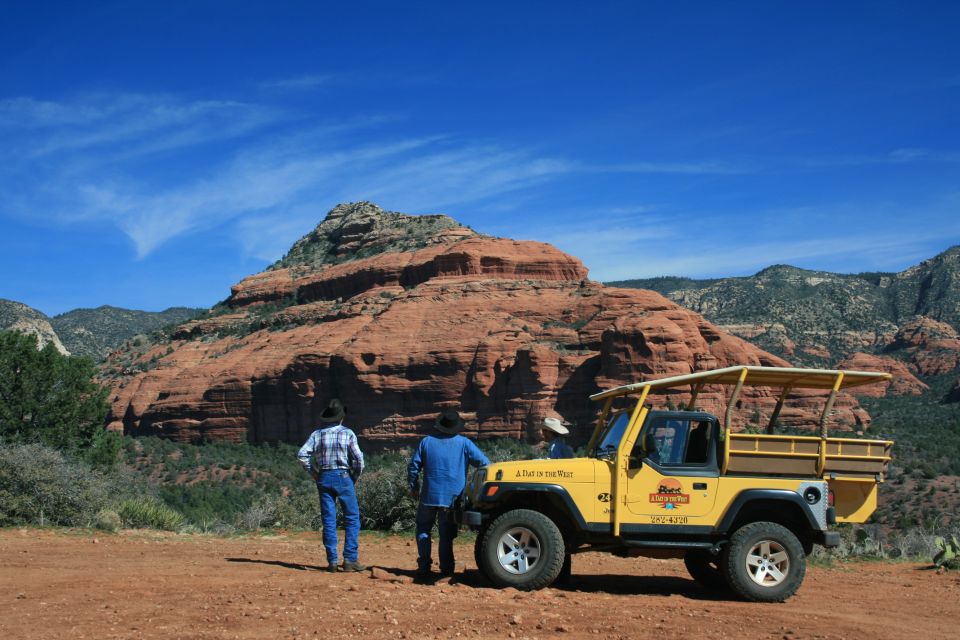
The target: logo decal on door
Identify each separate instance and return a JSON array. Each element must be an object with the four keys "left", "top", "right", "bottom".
[{"left": 649, "top": 478, "right": 690, "bottom": 510}]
